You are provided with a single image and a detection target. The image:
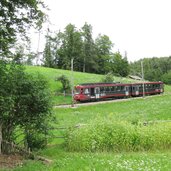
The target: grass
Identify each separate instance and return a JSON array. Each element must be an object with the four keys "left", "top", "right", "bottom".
[
  {"left": 3, "top": 66, "right": 171, "bottom": 171},
  {"left": 54, "top": 94, "right": 171, "bottom": 126},
  {"left": 25, "top": 65, "right": 139, "bottom": 105},
  {"left": 9, "top": 93, "right": 171, "bottom": 171},
  {"left": 13, "top": 148, "right": 171, "bottom": 171}
]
